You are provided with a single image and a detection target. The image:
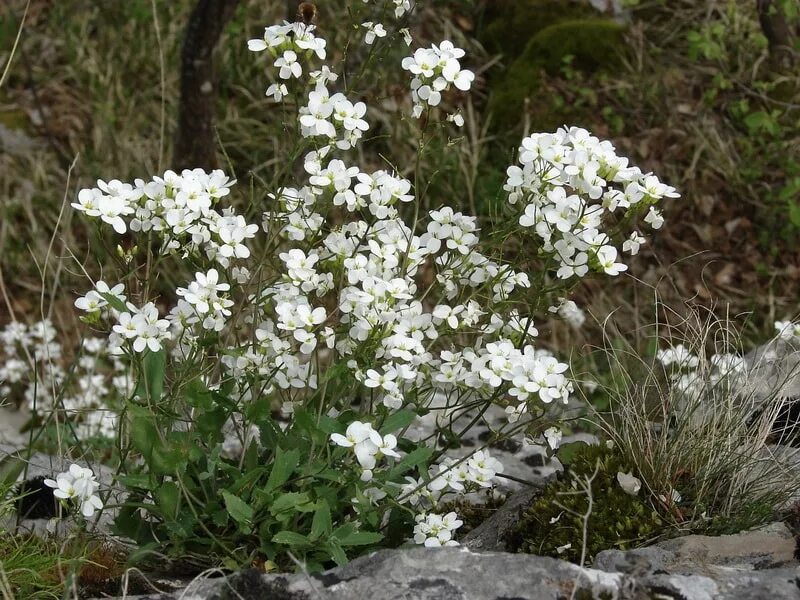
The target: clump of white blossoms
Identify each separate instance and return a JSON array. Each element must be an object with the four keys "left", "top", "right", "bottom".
[
  {"left": 413, "top": 511, "right": 463, "bottom": 547},
  {"left": 0, "top": 319, "right": 127, "bottom": 437},
  {"left": 73, "top": 169, "right": 255, "bottom": 268},
  {"left": 655, "top": 343, "right": 746, "bottom": 404},
  {"left": 248, "top": 21, "right": 326, "bottom": 82},
  {"left": 65, "top": 18, "right": 678, "bottom": 554},
  {"left": 505, "top": 127, "right": 679, "bottom": 280},
  {"left": 401, "top": 41, "right": 474, "bottom": 119},
  {"left": 44, "top": 463, "right": 104, "bottom": 519},
  {"left": 331, "top": 420, "right": 400, "bottom": 482}
]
